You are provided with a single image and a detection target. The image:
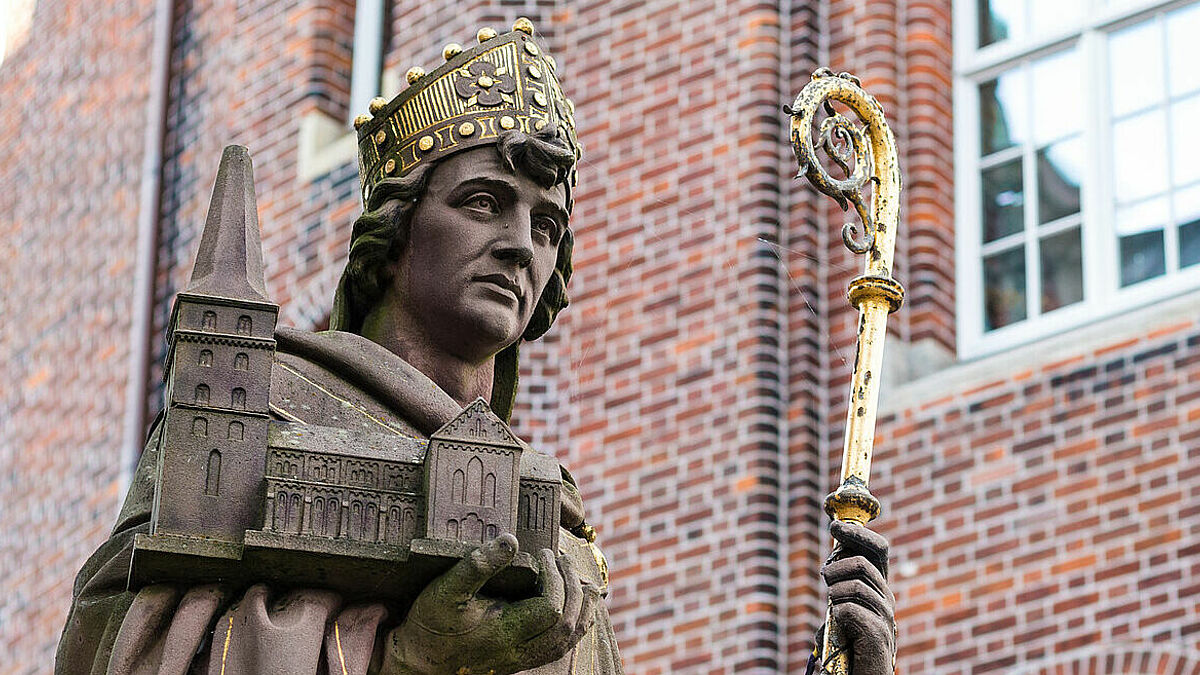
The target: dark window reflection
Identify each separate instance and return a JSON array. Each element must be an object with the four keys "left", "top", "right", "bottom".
[
  {"left": 978, "top": 0, "right": 1020, "bottom": 47},
  {"left": 985, "top": 246, "right": 1027, "bottom": 330},
  {"left": 1037, "top": 139, "right": 1081, "bottom": 224},
  {"left": 980, "top": 75, "right": 1022, "bottom": 155},
  {"left": 1119, "top": 230, "right": 1166, "bottom": 286},
  {"left": 1181, "top": 217, "right": 1200, "bottom": 269},
  {"left": 1040, "top": 228, "right": 1083, "bottom": 312},
  {"left": 983, "top": 158, "right": 1024, "bottom": 242}
]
